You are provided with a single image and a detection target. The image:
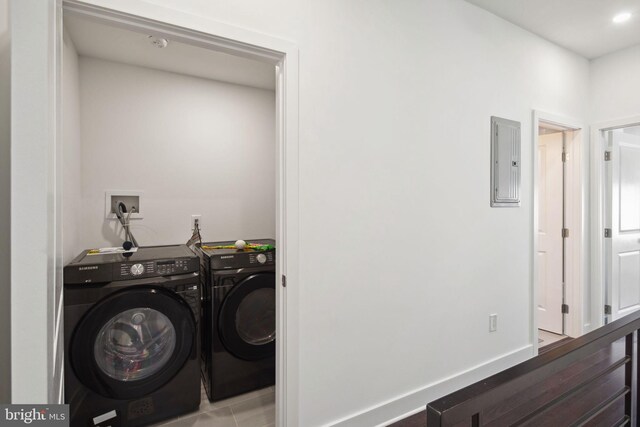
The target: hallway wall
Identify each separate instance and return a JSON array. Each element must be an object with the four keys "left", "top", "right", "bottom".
[
  {"left": 590, "top": 44, "right": 640, "bottom": 123},
  {"left": 69, "top": 0, "right": 592, "bottom": 425}
]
